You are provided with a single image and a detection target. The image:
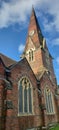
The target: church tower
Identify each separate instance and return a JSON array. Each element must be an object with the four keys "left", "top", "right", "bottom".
[{"left": 22, "top": 8, "right": 56, "bottom": 85}]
